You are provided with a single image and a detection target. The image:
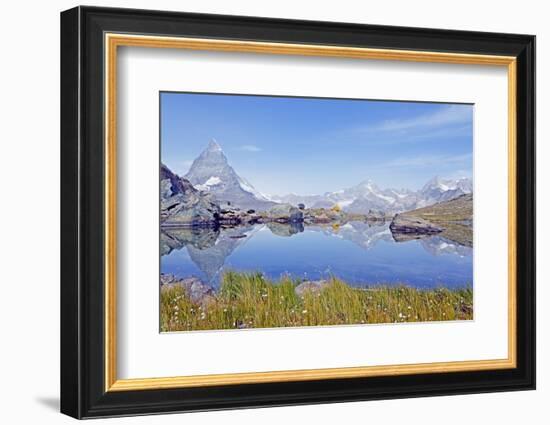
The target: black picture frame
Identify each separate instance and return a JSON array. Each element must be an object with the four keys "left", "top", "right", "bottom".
[{"left": 61, "top": 5, "right": 535, "bottom": 419}]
